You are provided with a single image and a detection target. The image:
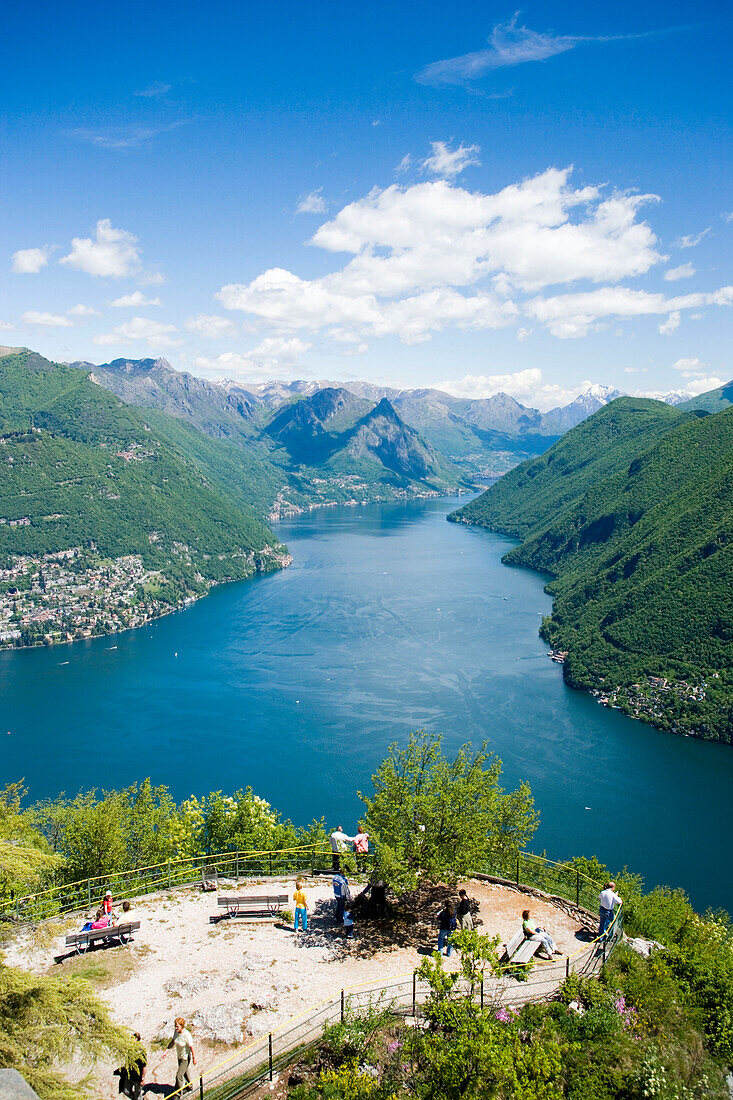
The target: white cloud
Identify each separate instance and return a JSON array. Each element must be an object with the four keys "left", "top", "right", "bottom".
[
  {"left": 671, "top": 357, "right": 706, "bottom": 377},
  {"left": 0, "top": 320, "right": 15, "bottom": 331},
  {"left": 311, "top": 170, "right": 662, "bottom": 294},
  {"left": 724, "top": 212, "right": 733, "bottom": 224},
  {"left": 185, "top": 314, "right": 238, "bottom": 339},
  {"left": 664, "top": 263, "right": 695, "bottom": 281},
  {"left": 674, "top": 227, "right": 710, "bottom": 249},
  {"left": 624, "top": 366, "right": 647, "bottom": 373},
  {"left": 215, "top": 167, "right": 732, "bottom": 348},
  {"left": 678, "top": 375, "right": 723, "bottom": 396},
  {"left": 60, "top": 219, "right": 141, "bottom": 277},
  {"left": 516, "top": 327, "right": 530, "bottom": 341},
  {"left": 659, "top": 311, "right": 680, "bottom": 335},
  {"left": 69, "top": 122, "right": 186, "bottom": 150},
  {"left": 193, "top": 337, "right": 311, "bottom": 382},
  {"left": 134, "top": 82, "right": 172, "bottom": 98},
  {"left": 396, "top": 154, "right": 412, "bottom": 175},
  {"left": 21, "top": 310, "right": 73, "bottom": 328},
  {"left": 415, "top": 13, "right": 659, "bottom": 86},
  {"left": 110, "top": 291, "right": 161, "bottom": 307},
  {"left": 437, "top": 367, "right": 594, "bottom": 410},
  {"left": 12, "top": 247, "right": 51, "bottom": 274},
  {"left": 94, "top": 316, "right": 181, "bottom": 348},
  {"left": 422, "top": 141, "right": 481, "bottom": 178},
  {"left": 140, "top": 270, "right": 166, "bottom": 286},
  {"left": 526, "top": 286, "right": 733, "bottom": 338},
  {"left": 68, "top": 303, "right": 101, "bottom": 318},
  {"left": 296, "top": 189, "right": 327, "bottom": 215}
]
